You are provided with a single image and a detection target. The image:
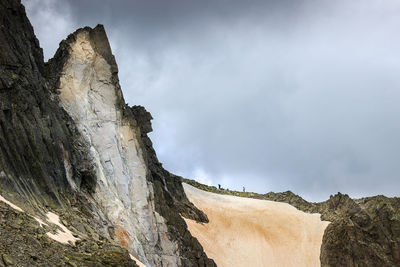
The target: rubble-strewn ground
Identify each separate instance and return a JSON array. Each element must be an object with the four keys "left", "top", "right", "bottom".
[{"left": 0, "top": 198, "right": 138, "bottom": 267}]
